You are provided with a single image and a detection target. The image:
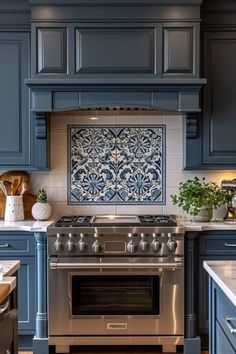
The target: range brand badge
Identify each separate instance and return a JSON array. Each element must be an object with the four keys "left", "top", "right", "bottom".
[{"left": 107, "top": 323, "right": 128, "bottom": 330}]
